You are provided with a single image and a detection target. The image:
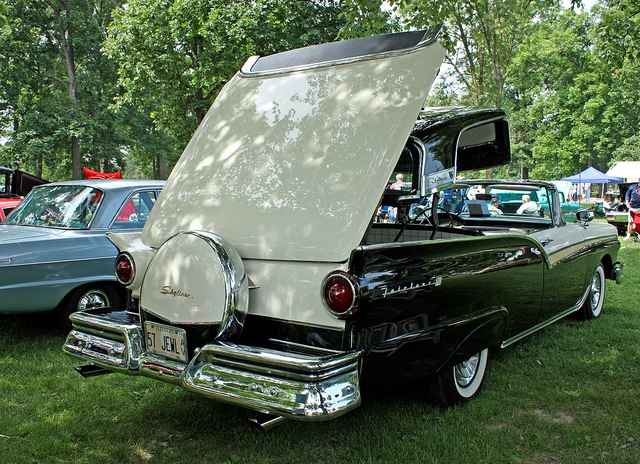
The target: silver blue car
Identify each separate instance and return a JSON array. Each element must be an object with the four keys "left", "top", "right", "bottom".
[{"left": 0, "top": 179, "right": 164, "bottom": 326}]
